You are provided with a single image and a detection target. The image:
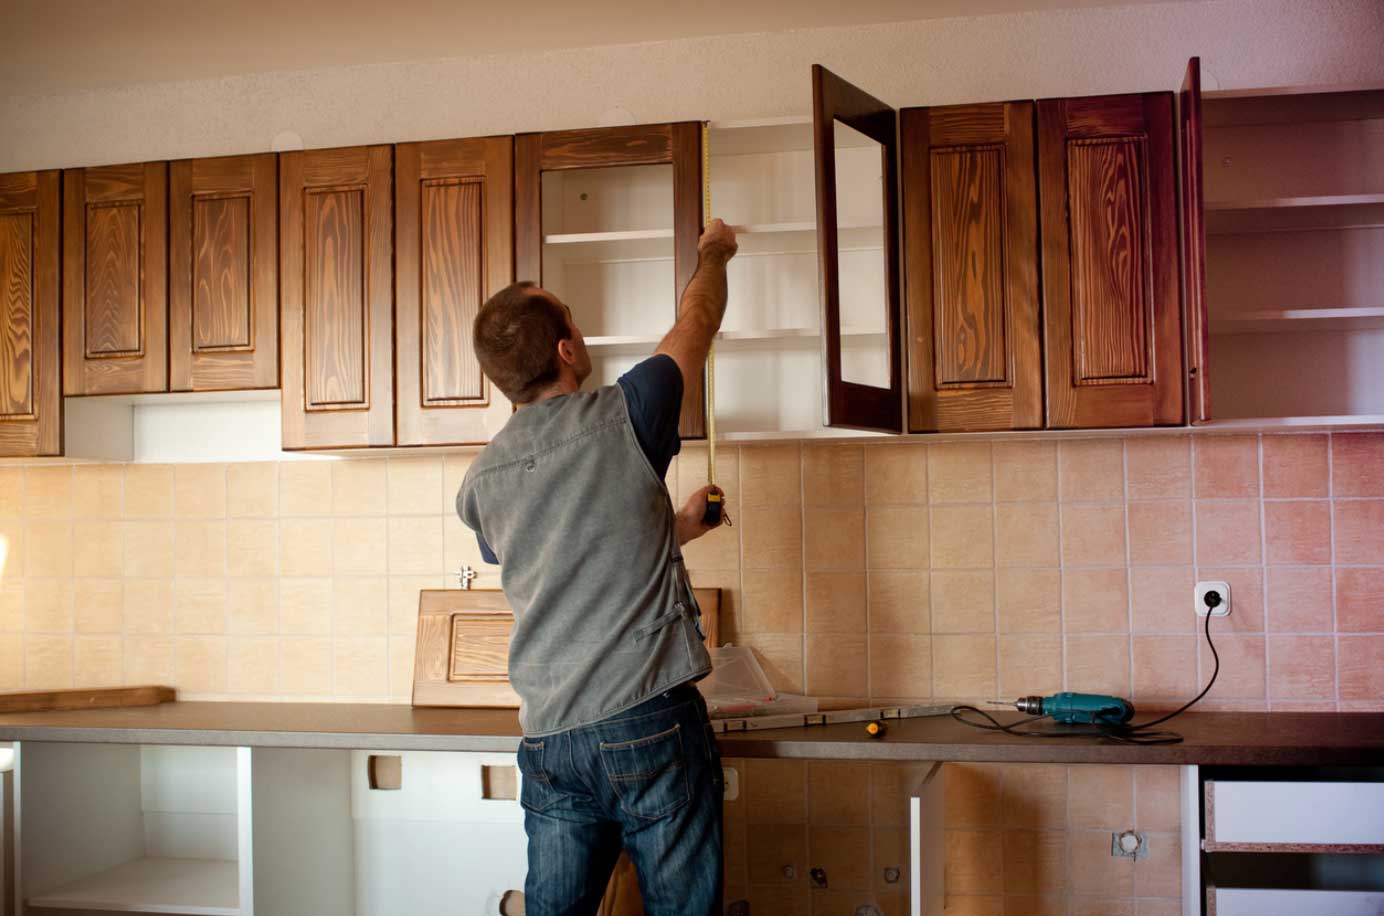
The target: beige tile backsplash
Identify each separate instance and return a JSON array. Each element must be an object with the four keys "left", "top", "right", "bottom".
[{"left": 4, "top": 432, "right": 1383, "bottom": 913}]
